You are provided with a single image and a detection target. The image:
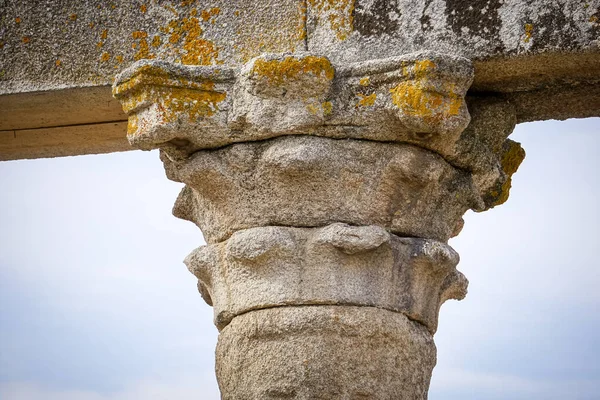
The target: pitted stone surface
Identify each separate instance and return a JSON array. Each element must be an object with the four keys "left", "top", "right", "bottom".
[
  {"left": 113, "top": 51, "right": 475, "bottom": 157},
  {"left": 163, "top": 135, "right": 480, "bottom": 244},
  {"left": 3, "top": 0, "right": 599, "bottom": 96},
  {"left": 185, "top": 224, "right": 467, "bottom": 333},
  {"left": 110, "top": 47, "right": 526, "bottom": 400},
  {"left": 113, "top": 53, "right": 524, "bottom": 214},
  {"left": 216, "top": 306, "right": 436, "bottom": 400}
]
